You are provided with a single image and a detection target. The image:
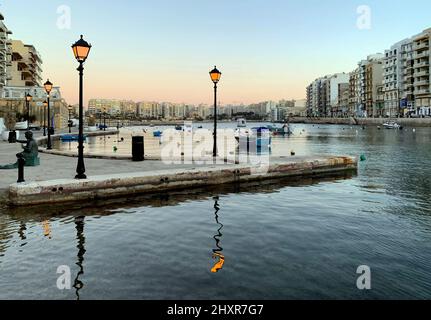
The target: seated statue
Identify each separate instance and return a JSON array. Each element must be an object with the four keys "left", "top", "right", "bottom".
[{"left": 0, "top": 131, "right": 40, "bottom": 169}]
